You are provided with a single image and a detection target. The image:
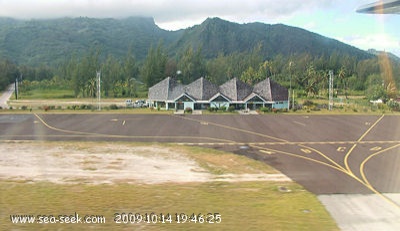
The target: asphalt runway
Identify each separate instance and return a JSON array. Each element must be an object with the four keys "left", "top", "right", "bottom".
[{"left": 1, "top": 113, "right": 400, "bottom": 198}]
